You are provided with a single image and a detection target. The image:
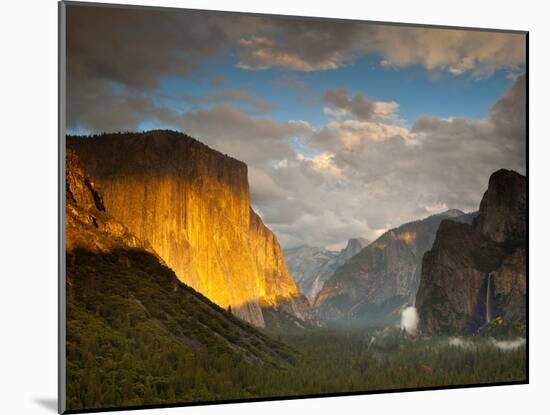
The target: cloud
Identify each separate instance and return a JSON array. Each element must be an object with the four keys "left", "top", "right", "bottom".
[
  {"left": 236, "top": 34, "right": 351, "bottom": 71},
  {"left": 67, "top": 79, "right": 181, "bottom": 132},
  {"left": 66, "top": 5, "right": 525, "bottom": 132},
  {"left": 369, "top": 27, "right": 526, "bottom": 76},
  {"left": 67, "top": 6, "right": 249, "bottom": 89},
  {"left": 233, "top": 19, "right": 525, "bottom": 76},
  {"left": 233, "top": 19, "right": 365, "bottom": 72},
  {"left": 68, "top": 83, "right": 275, "bottom": 132},
  {"left": 314, "top": 119, "right": 413, "bottom": 152},
  {"left": 65, "top": 5, "right": 526, "bottom": 249},
  {"left": 490, "top": 74, "right": 527, "bottom": 148},
  {"left": 167, "top": 88, "right": 274, "bottom": 114},
  {"left": 268, "top": 73, "right": 526, "bottom": 247},
  {"left": 323, "top": 88, "right": 400, "bottom": 122},
  {"left": 272, "top": 75, "right": 320, "bottom": 107},
  {"left": 179, "top": 105, "right": 311, "bottom": 165},
  {"left": 66, "top": 5, "right": 257, "bottom": 129},
  {"left": 67, "top": 75, "right": 526, "bottom": 250},
  {"left": 307, "top": 152, "right": 343, "bottom": 177}
]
